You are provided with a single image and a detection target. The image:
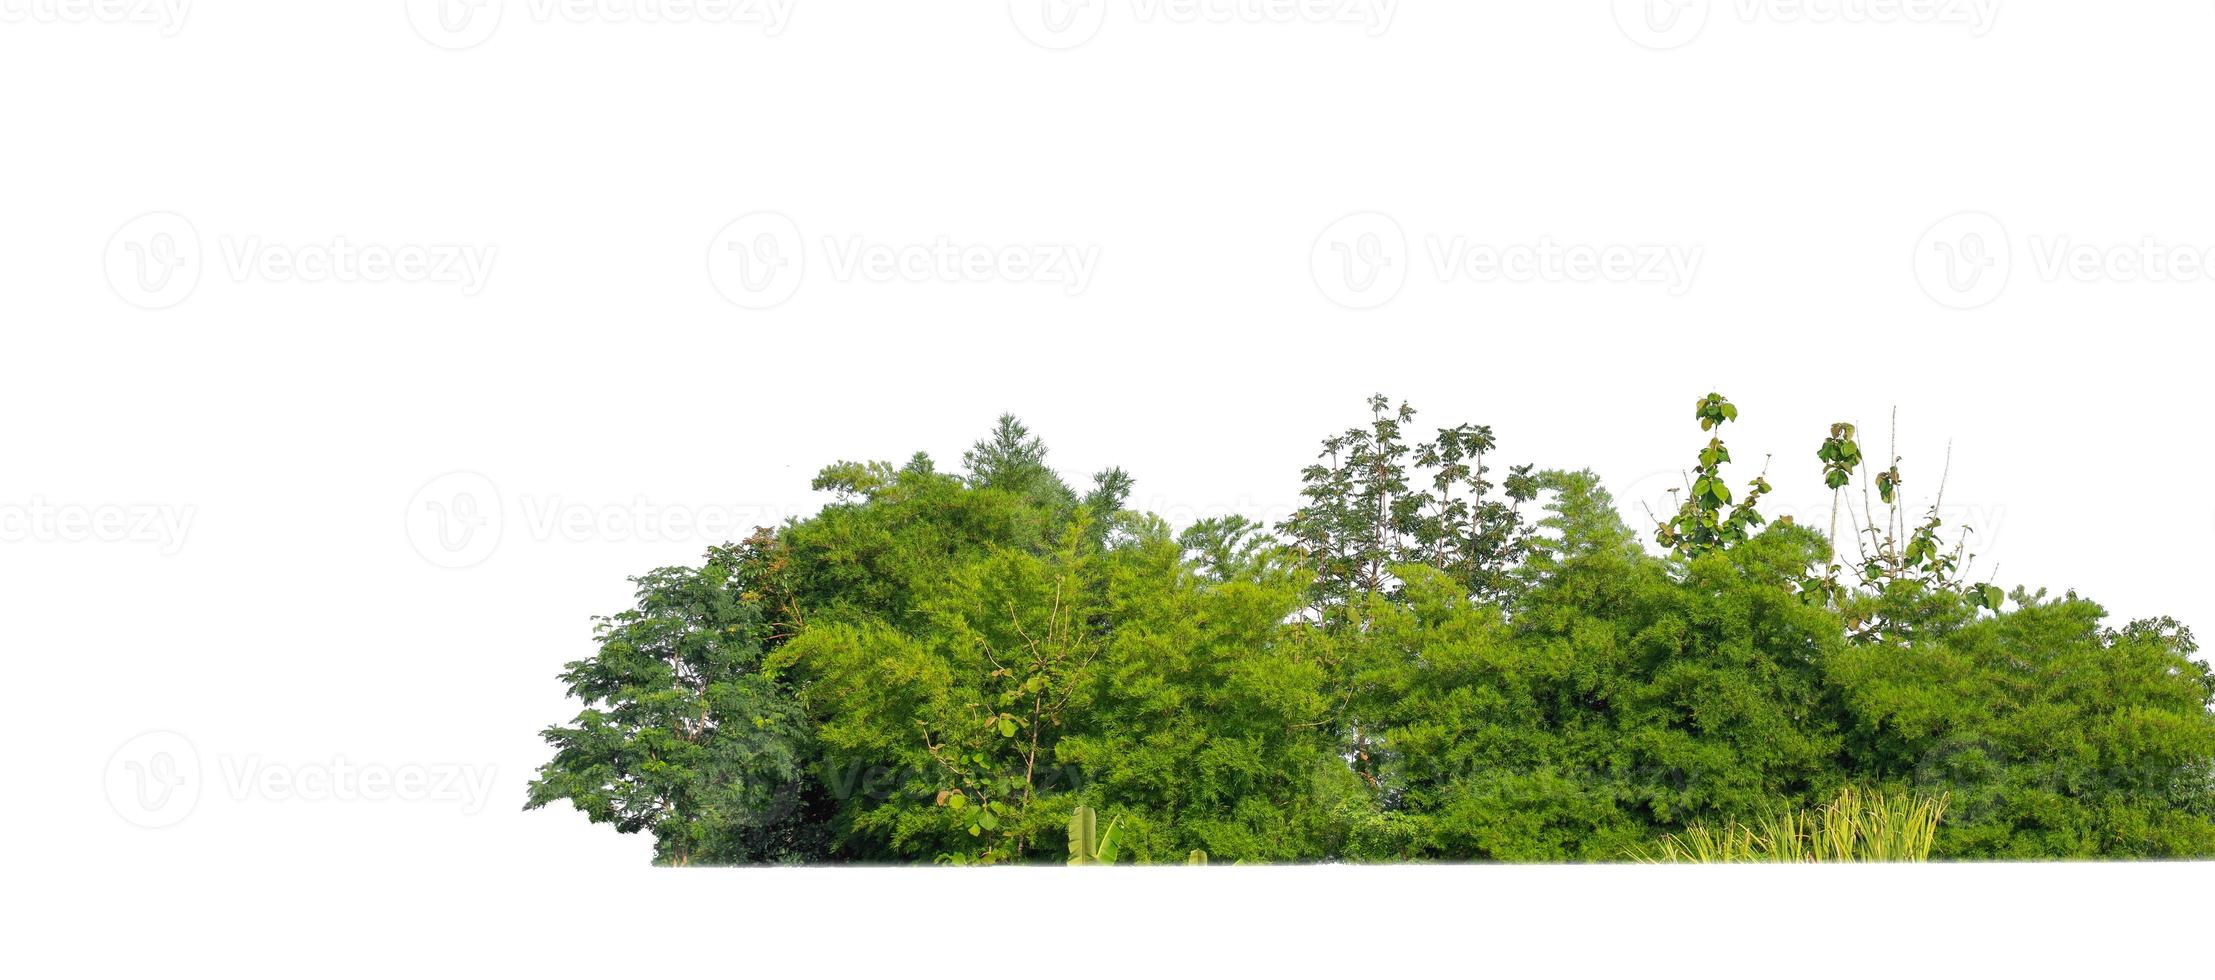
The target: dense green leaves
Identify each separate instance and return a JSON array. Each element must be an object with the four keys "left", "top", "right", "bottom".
[
  {"left": 1278, "top": 395, "right": 1538, "bottom": 614},
  {"left": 528, "top": 397, "right": 2215, "bottom": 863},
  {"left": 1655, "top": 394, "right": 1773, "bottom": 558},
  {"left": 1828, "top": 598, "right": 2215, "bottom": 857},
  {"left": 523, "top": 560, "right": 821, "bottom": 865}
]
